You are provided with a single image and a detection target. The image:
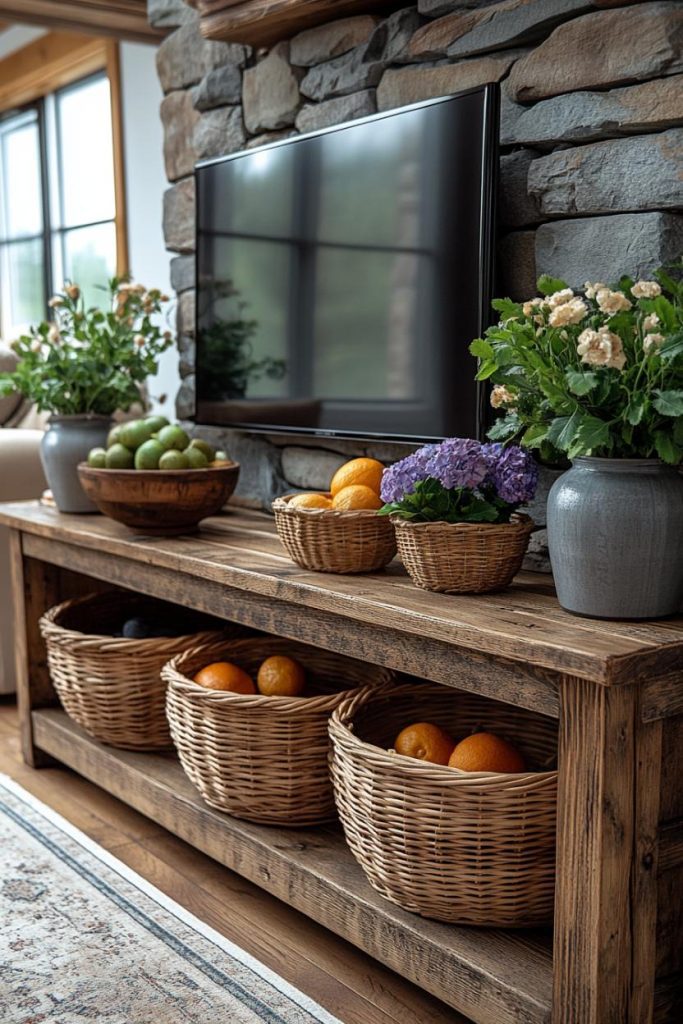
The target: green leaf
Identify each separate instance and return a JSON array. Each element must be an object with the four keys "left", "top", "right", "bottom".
[
  {"left": 521, "top": 424, "right": 548, "bottom": 448},
  {"left": 537, "top": 274, "right": 569, "bottom": 297},
  {"left": 565, "top": 368, "right": 599, "bottom": 396},
  {"left": 625, "top": 396, "right": 646, "bottom": 426},
  {"left": 469, "top": 338, "right": 494, "bottom": 360},
  {"left": 487, "top": 414, "right": 521, "bottom": 441},
  {"left": 653, "top": 296, "right": 677, "bottom": 332},
  {"left": 475, "top": 360, "right": 498, "bottom": 381},
  {"left": 654, "top": 431, "right": 683, "bottom": 465},
  {"left": 547, "top": 410, "right": 582, "bottom": 451},
  {"left": 567, "top": 416, "right": 611, "bottom": 457},
  {"left": 659, "top": 332, "right": 683, "bottom": 362},
  {"left": 674, "top": 418, "right": 683, "bottom": 446},
  {"left": 491, "top": 298, "right": 523, "bottom": 320},
  {"left": 653, "top": 390, "right": 683, "bottom": 417}
]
